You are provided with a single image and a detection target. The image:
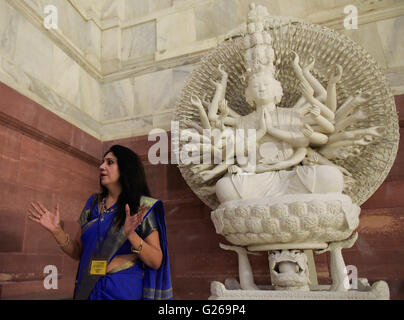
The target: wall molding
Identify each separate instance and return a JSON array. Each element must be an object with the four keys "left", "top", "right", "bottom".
[
  {"left": 0, "top": 82, "right": 101, "bottom": 166},
  {"left": 0, "top": 109, "right": 101, "bottom": 166},
  {"left": 7, "top": 0, "right": 404, "bottom": 82}
]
